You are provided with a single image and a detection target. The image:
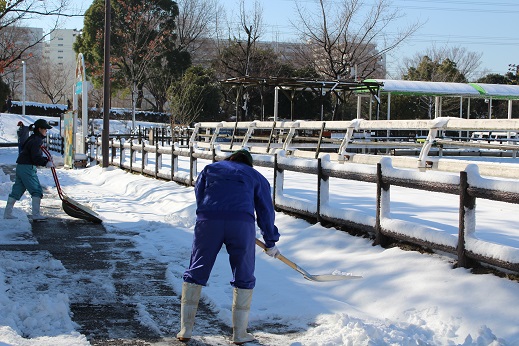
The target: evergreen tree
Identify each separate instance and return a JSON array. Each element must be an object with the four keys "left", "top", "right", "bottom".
[
  {"left": 74, "top": 0, "right": 188, "bottom": 110},
  {"left": 167, "top": 66, "right": 221, "bottom": 125},
  {"left": 393, "top": 56, "right": 468, "bottom": 119}
]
